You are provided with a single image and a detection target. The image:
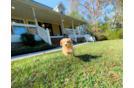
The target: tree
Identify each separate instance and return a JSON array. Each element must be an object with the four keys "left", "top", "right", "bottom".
[{"left": 66, "top": 0, "right": 114, "bottom": 32}]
